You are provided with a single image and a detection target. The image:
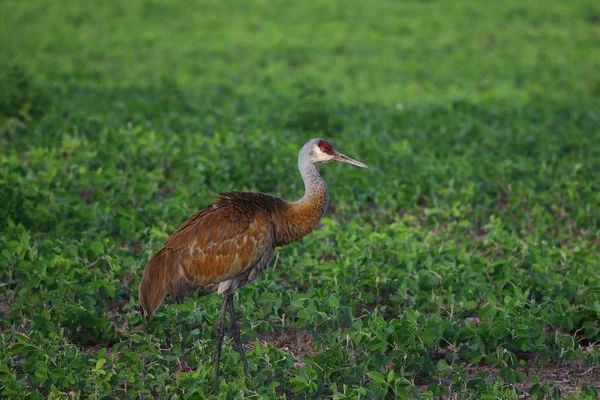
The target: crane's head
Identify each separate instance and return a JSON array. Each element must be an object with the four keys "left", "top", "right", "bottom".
[{"left": 305, "top": 138, "right": 368, "bottom": 168}]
